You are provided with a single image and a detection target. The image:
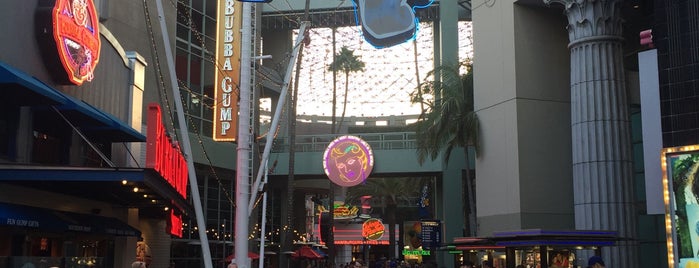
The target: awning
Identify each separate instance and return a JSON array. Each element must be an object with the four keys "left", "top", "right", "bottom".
[
  {"left": 448, "top": 229, "right": 620, "bottom": 250},
  {"left": 0, "top": 60, "right": 145, "bottom": 142},
  {"left": 0, "top": 61, "right": 67, "bottom": 106},
  {"left": 0, "top": 202, "right": 140, "bottom": 236},
  {"left": 291, "top": 246, "right": 323, "bottom": 259},
  {"left": 57, "top": 98, "right": 146, "bottom": 142},
  {"left": 0, "top": 166, "right": 192, "bottom": 216}
]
